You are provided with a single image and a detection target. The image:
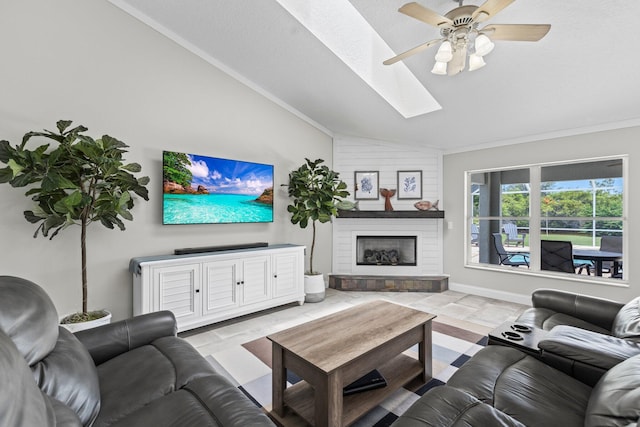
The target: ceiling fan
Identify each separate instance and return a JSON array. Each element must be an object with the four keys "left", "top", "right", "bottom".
[{"left": 383, "top": 0, "right": 551, "bottom": 75}]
